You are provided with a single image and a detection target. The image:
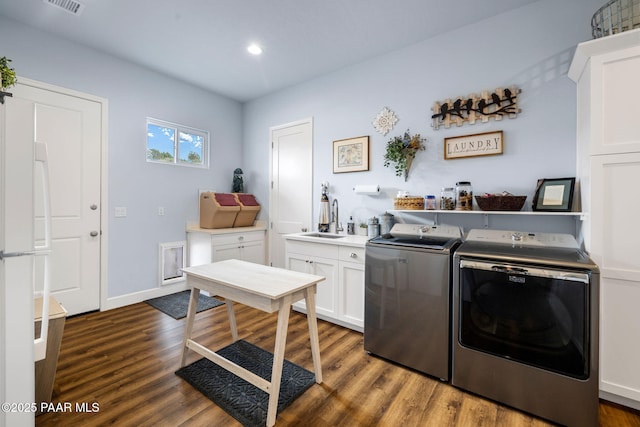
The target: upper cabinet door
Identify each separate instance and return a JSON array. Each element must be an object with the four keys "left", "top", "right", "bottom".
[{"left": 571, "top": 30, "right": 640, "bottom": 156}]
